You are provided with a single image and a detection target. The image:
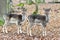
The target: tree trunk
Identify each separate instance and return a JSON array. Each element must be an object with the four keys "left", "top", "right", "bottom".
[{"left": 0, "top": 0, "right": 7, "bottom": 17}]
